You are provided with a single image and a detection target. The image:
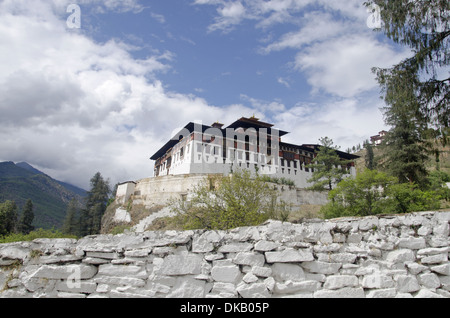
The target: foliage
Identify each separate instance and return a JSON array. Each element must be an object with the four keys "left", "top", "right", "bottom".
[
  {"left": 0, "top": 200, "right": 18, "bottom": 236},
  {"left": 79, "top": 172, "right": 111, "bottom": 236},
  {"left": 18, "top": 199, "right": 34, "bottom": 235},
  {"left": 62, "top": 199, "right": 79, "bottom": 236},
  {"left": 377, "top": 63, "right": 432, "bottom": 187},
  {"left": 427, "top": 170, "right": 450, "bottom": 200},
  {"left": 366, "top": 0, "right": 449, "bottom": 133},
  {"left": 321, "top": 169, "right": 443, "bottom": 219},
  {"left": 363, "top": 139, "right": 376, "bottom": 170},
  {"left": 384, "top": 183, "right": 441, "bottom": 214},
  {"left": 170, "top": 170, "right": 290, "bottom": 230},
  {"left": 307, "top": 137, "right": 351, "bottom": 191},
  {"left": 321, "top": 169, "right": 396, "bottom": 218},
  {"left": 0, "top": 161, "right": 86, "bottom": 229},
  {"left": 0, "top": 228, "right": 76, "bottom": 244},
  {"left": 259, "top": 175, "right": 295, "bottom": 187}
]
